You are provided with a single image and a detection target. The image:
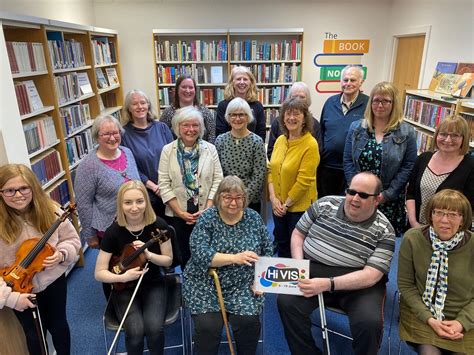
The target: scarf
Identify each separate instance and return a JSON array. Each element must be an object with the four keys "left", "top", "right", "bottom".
[
  {"left": 177, "top": 138, "right": 200, "bottom": 202},
  {"left": 422, "top": 226, "right": 464, "bottom": 320}
]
